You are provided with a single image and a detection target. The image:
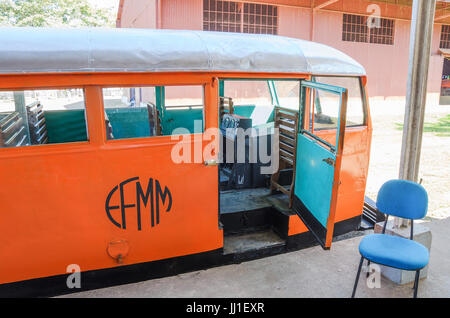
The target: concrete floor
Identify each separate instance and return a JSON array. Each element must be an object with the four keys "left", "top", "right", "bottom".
[{"left": 60, "top": 215, "right": 450, "bottom": 298}]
